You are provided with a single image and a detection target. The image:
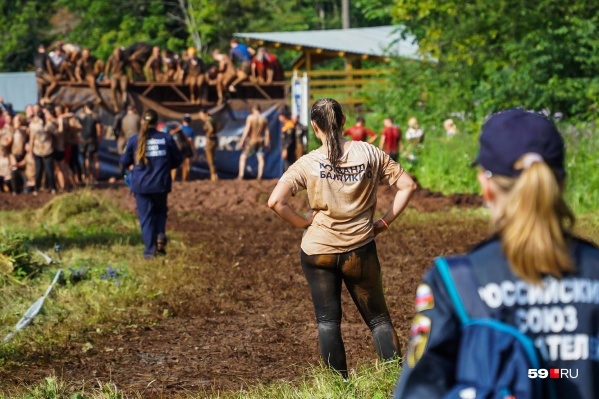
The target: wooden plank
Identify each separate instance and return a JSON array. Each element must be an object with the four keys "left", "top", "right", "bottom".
[
  {"left": 142, "top": 84, "right": 155, "bottom": 96},
  {"left": 310, "top": 86, "right": 382, "bottom": 95},
  {"left": 335, "top": 97, "right": 368, "bottom": 105},
  {"left": 170, "top": 85, "right": 191, "bottom": 103},
  {"left": 284, "top": 69, "right": 392, "bottom": 78},
  {"left": 309, "top": 78, "right": 388, "bottom": 87}
]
